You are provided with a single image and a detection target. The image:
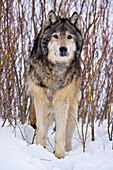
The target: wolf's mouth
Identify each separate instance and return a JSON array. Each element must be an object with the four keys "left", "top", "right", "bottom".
[
  {"left": 60, "top": 52, "right": 67, "bottom": 57},
  {"left": 56, "top": 51, "right": 68, "bottom": 58}
]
